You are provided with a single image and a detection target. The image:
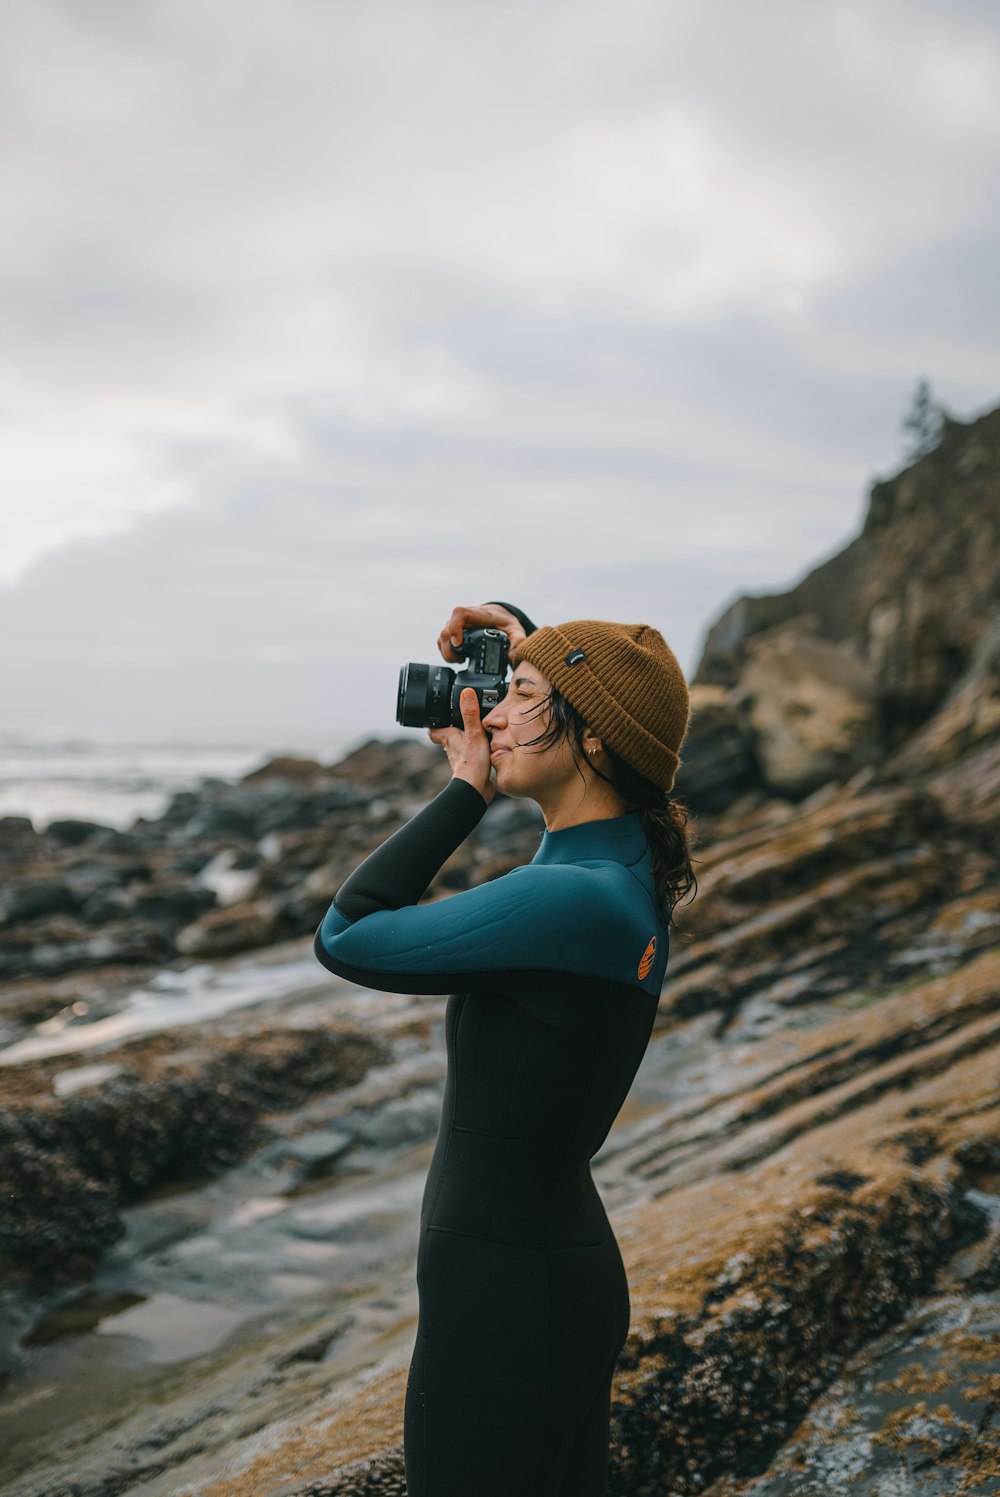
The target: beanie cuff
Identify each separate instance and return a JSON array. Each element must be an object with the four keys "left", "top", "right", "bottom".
[{"left": 514, "top": 623, "right": 687, "bottom": 792}]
